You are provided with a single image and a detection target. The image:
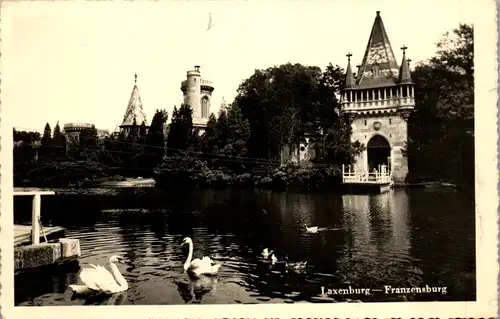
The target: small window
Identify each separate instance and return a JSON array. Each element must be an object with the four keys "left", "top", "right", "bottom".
[
  {"left": 364, "top": 120, "right": 367, "bottom": 126},
  {"left": 300, "top": 146, "right": 305, "bottom": 152},
  {"left": 390, "top": 134, "right": 392, "bottom": 138},
  {"left": 389, "top": 118, "right": 392, "bottom": 125}
]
